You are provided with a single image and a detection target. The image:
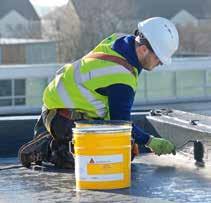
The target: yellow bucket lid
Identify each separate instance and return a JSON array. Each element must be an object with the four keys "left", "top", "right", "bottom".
[
  {"left": 75, "top": 120, "right": 132, "bottom": 126},
  {"left": 73, "top": 125, "right": 132, "bottom": 134}
]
